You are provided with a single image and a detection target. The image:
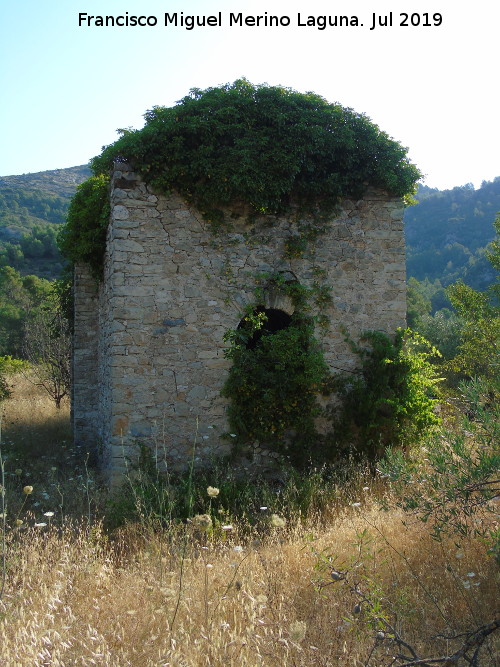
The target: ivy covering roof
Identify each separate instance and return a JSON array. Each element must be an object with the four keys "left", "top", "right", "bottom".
[
  {"left": 92, "top": 79, "right": 421, "bottom": 216},
  {"left": 59, "top": 79, "right": 421, "bottom": 275}
]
